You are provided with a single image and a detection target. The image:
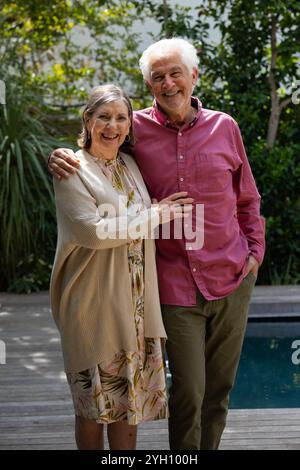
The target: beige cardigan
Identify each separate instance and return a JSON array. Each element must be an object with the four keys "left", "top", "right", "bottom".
[{"left": 50, "top": 149, "right": 166, "bottom": 373}]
